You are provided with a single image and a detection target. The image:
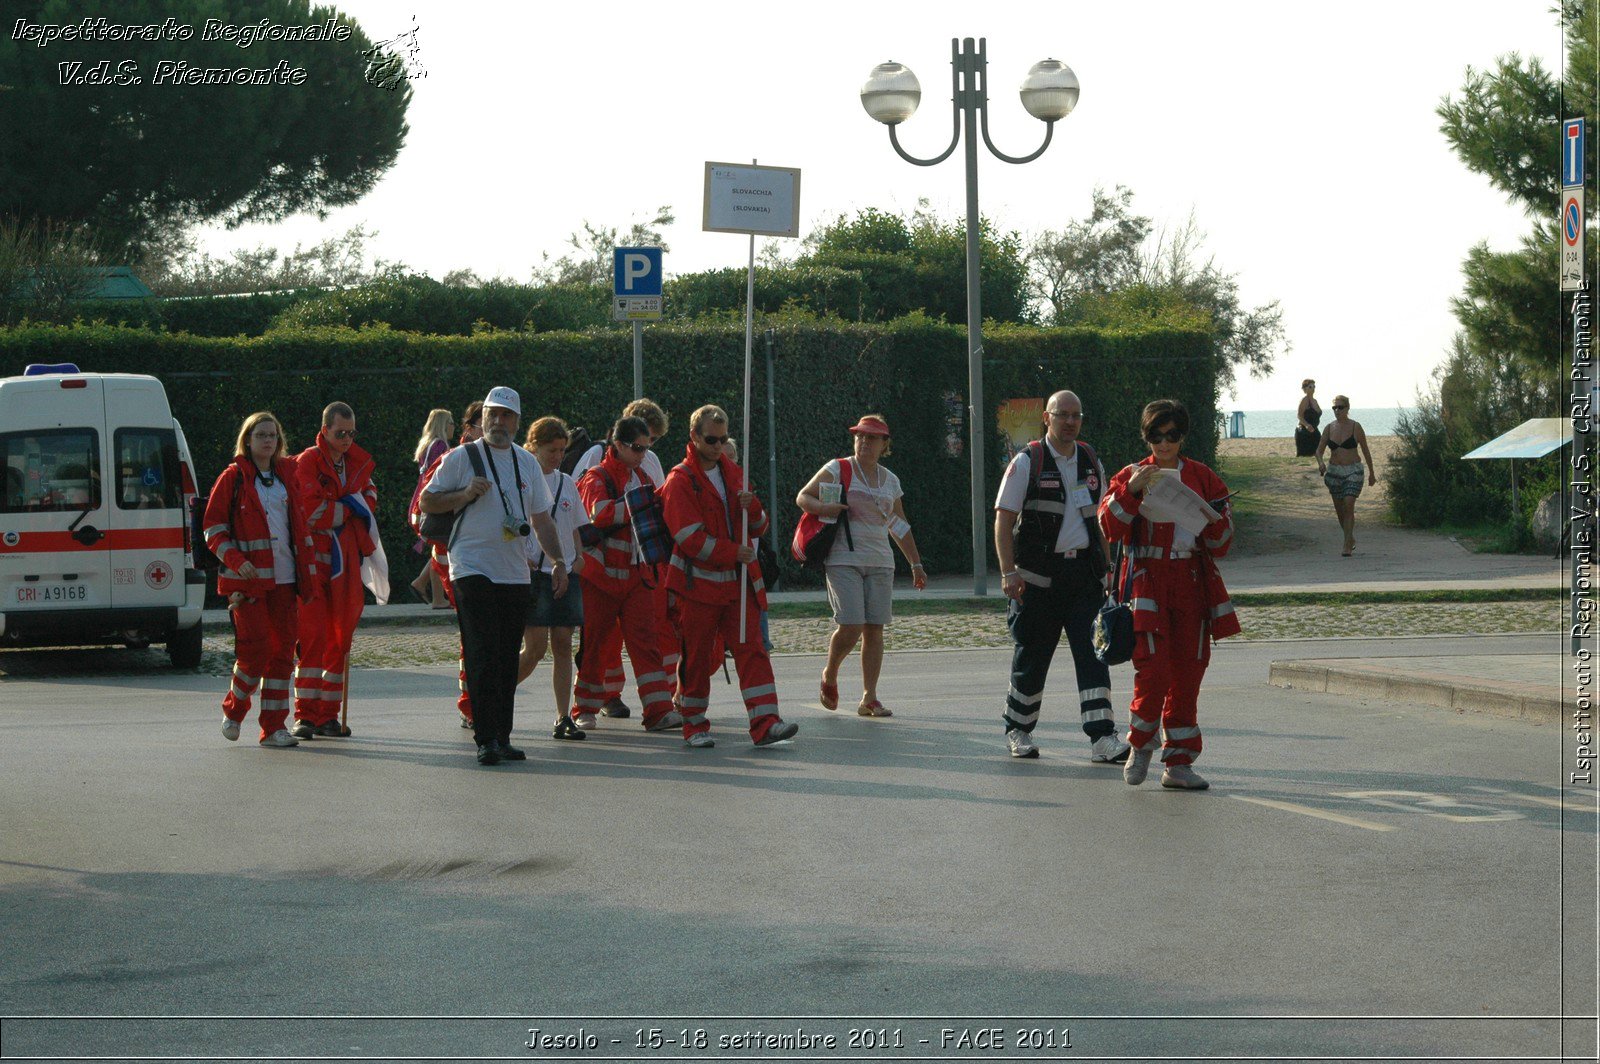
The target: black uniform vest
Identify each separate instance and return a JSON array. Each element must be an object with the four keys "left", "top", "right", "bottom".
[{"left": 1014, "top": 439, "right": 1106, "bottom": 581}]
